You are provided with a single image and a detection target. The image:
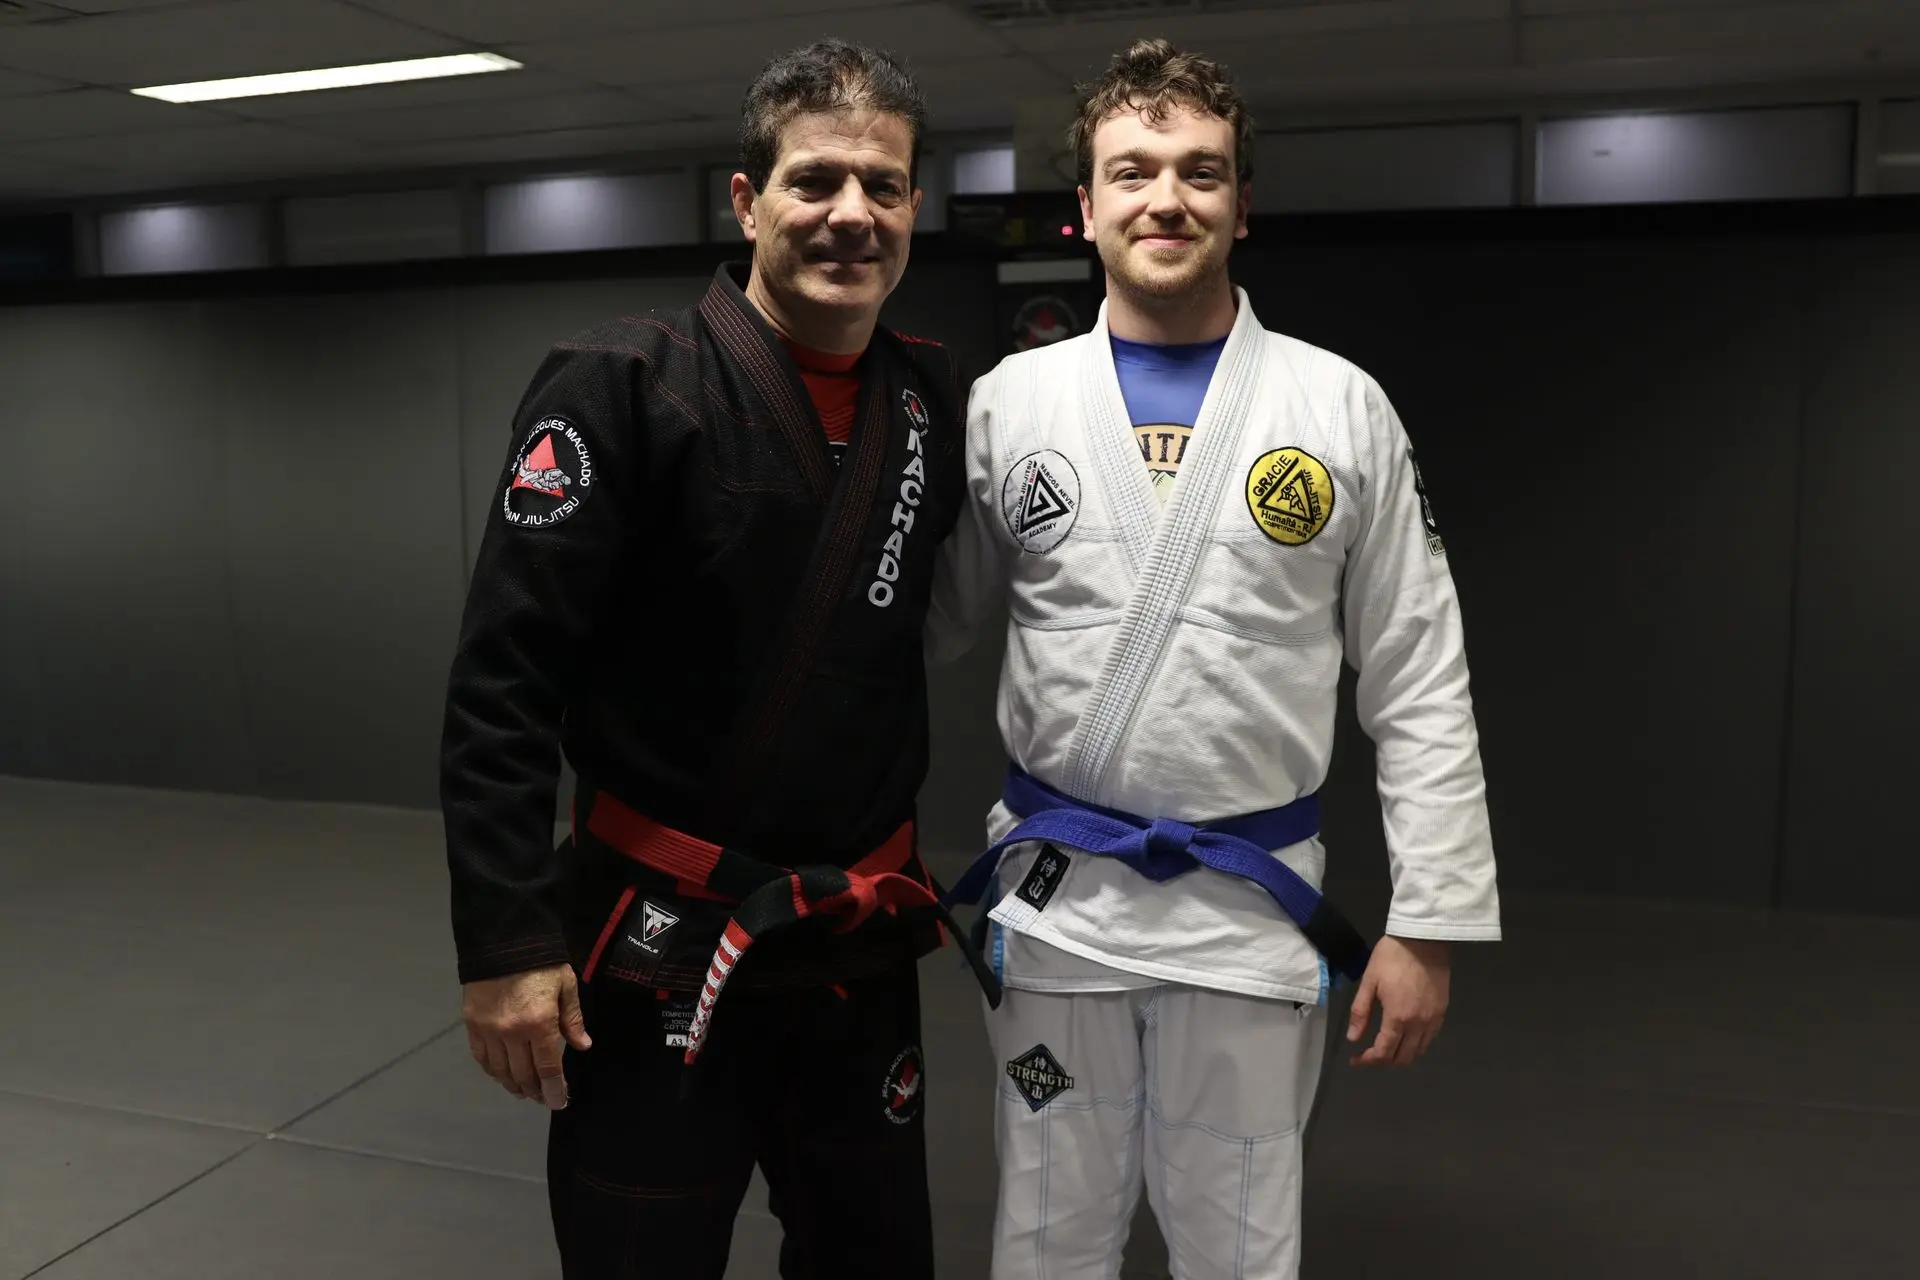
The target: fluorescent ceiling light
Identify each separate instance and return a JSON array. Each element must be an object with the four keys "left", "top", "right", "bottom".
[{"left": 131, "top": 52, "right": 521, "bottom": 103}]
